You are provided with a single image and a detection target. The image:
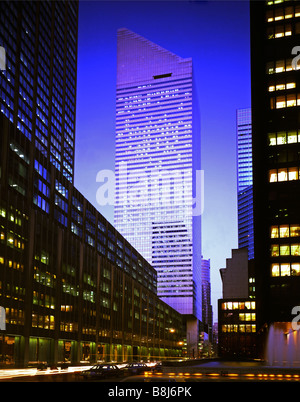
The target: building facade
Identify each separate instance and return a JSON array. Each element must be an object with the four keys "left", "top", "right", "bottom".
[
  {"left": 114, "top": 28, "right": 202, "bottom": 351},
  {"left": 218, "top": 249, "right": 257, "bottom": 358},
  {"left": 0, "top": 114, "right": 185, "bottom": 366},
  {"left": 250, "top": 0, "right": 300, "bottom": 354},
  {"left": 237, "top": 108, "right": 254, "bottom": 260},
  {"left": 201, "top": 258, "right": 213, "bottom": 342},
  {"left": 0, "top": 2, "right": 185, "bottom": 367},
  {"left": 0, "top": 0, "right": 77, "bottom": 183}
]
